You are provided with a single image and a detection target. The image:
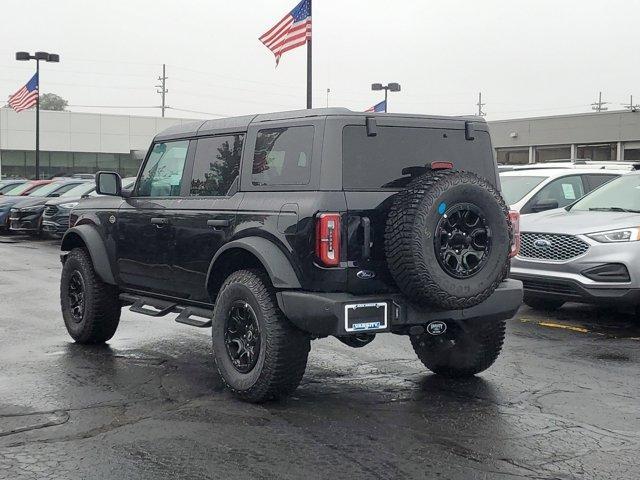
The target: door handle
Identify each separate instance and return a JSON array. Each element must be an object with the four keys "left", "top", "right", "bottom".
[
  {"left": 207, "top": 219, "right": 230, "bottom": 228},
  {"left": 150, "top": 217, "right": 170, "bottom": 226}
]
